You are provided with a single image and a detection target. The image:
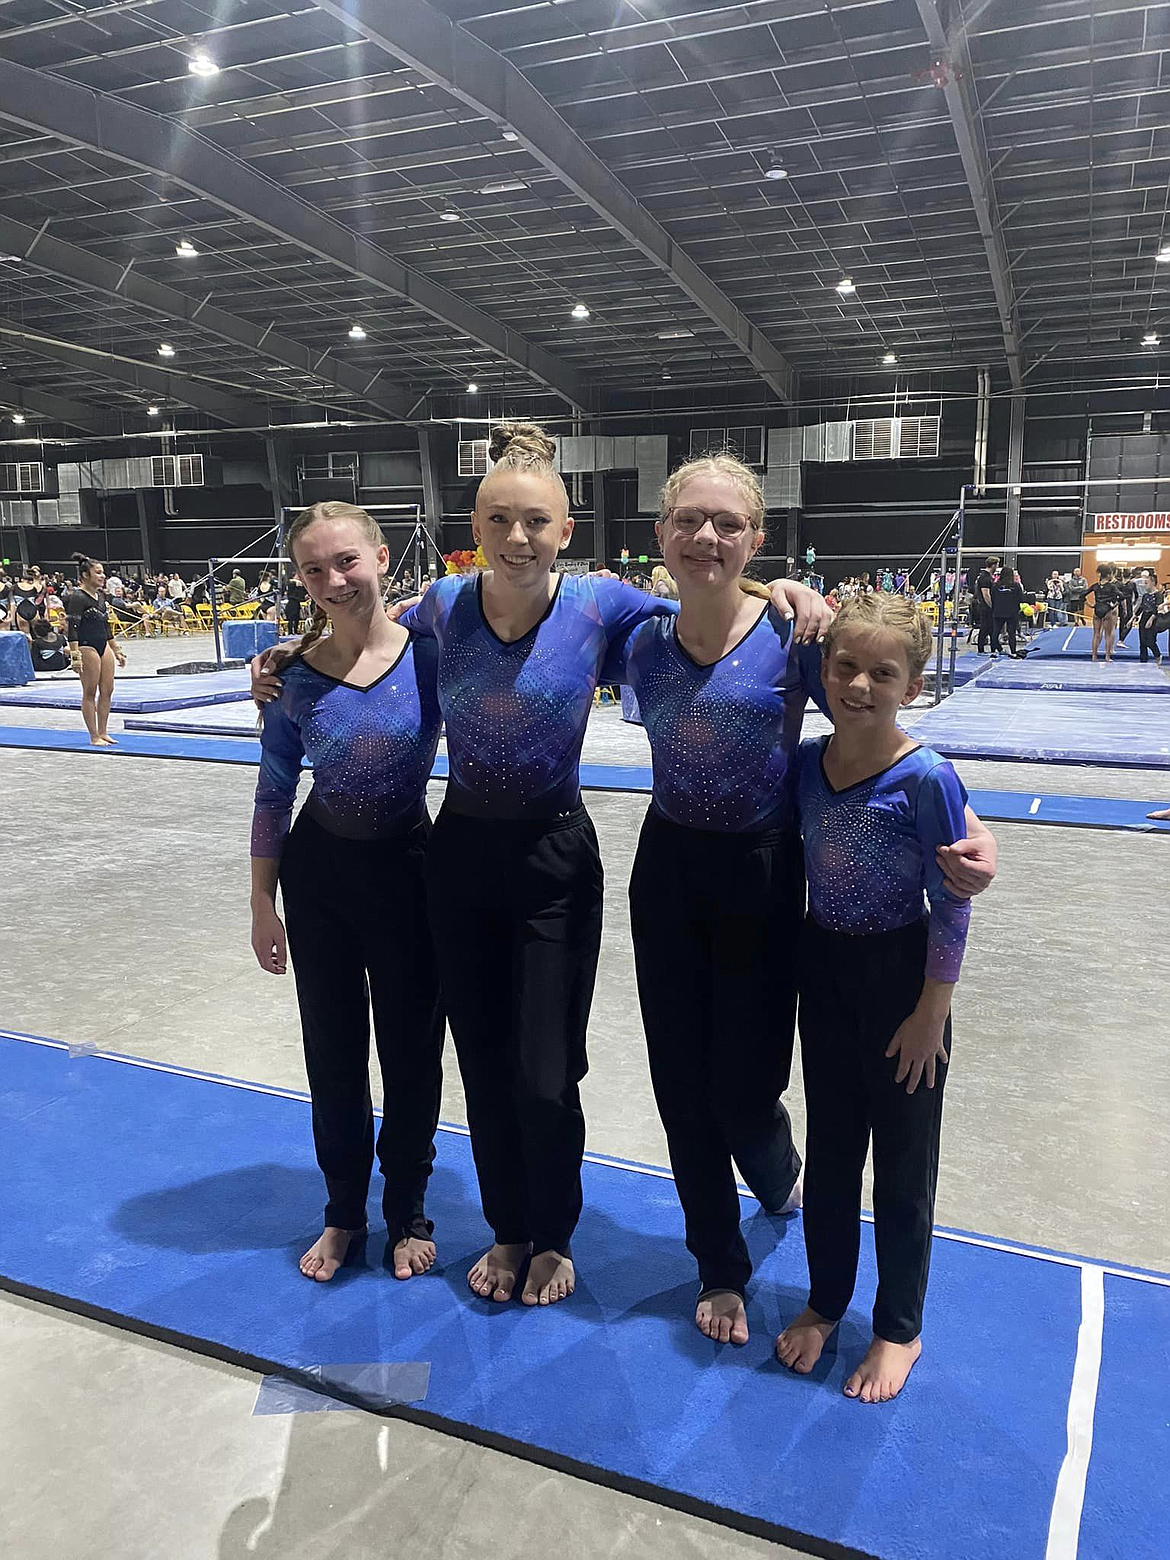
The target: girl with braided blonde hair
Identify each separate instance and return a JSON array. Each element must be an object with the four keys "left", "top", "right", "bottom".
[{"left": 249, "top": 501, "right": 446, "bottom": 1287}]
